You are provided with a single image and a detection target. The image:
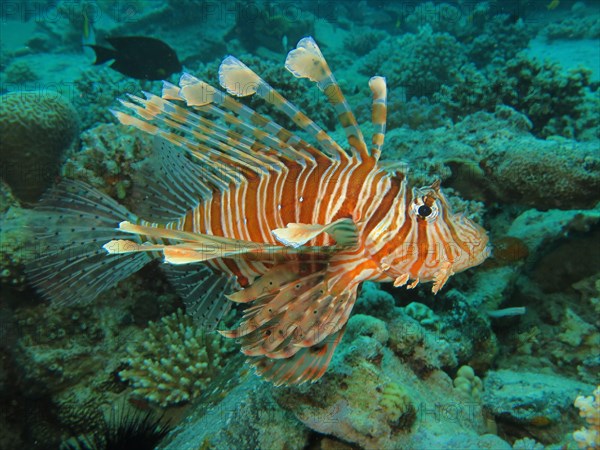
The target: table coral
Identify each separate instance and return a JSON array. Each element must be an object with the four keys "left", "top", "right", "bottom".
[
  {"left": 119, "top": 309, "right": 234, "bottom": 407},
  {"left": 0, "top": 91, "right": 79, "bottom": 202}
]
